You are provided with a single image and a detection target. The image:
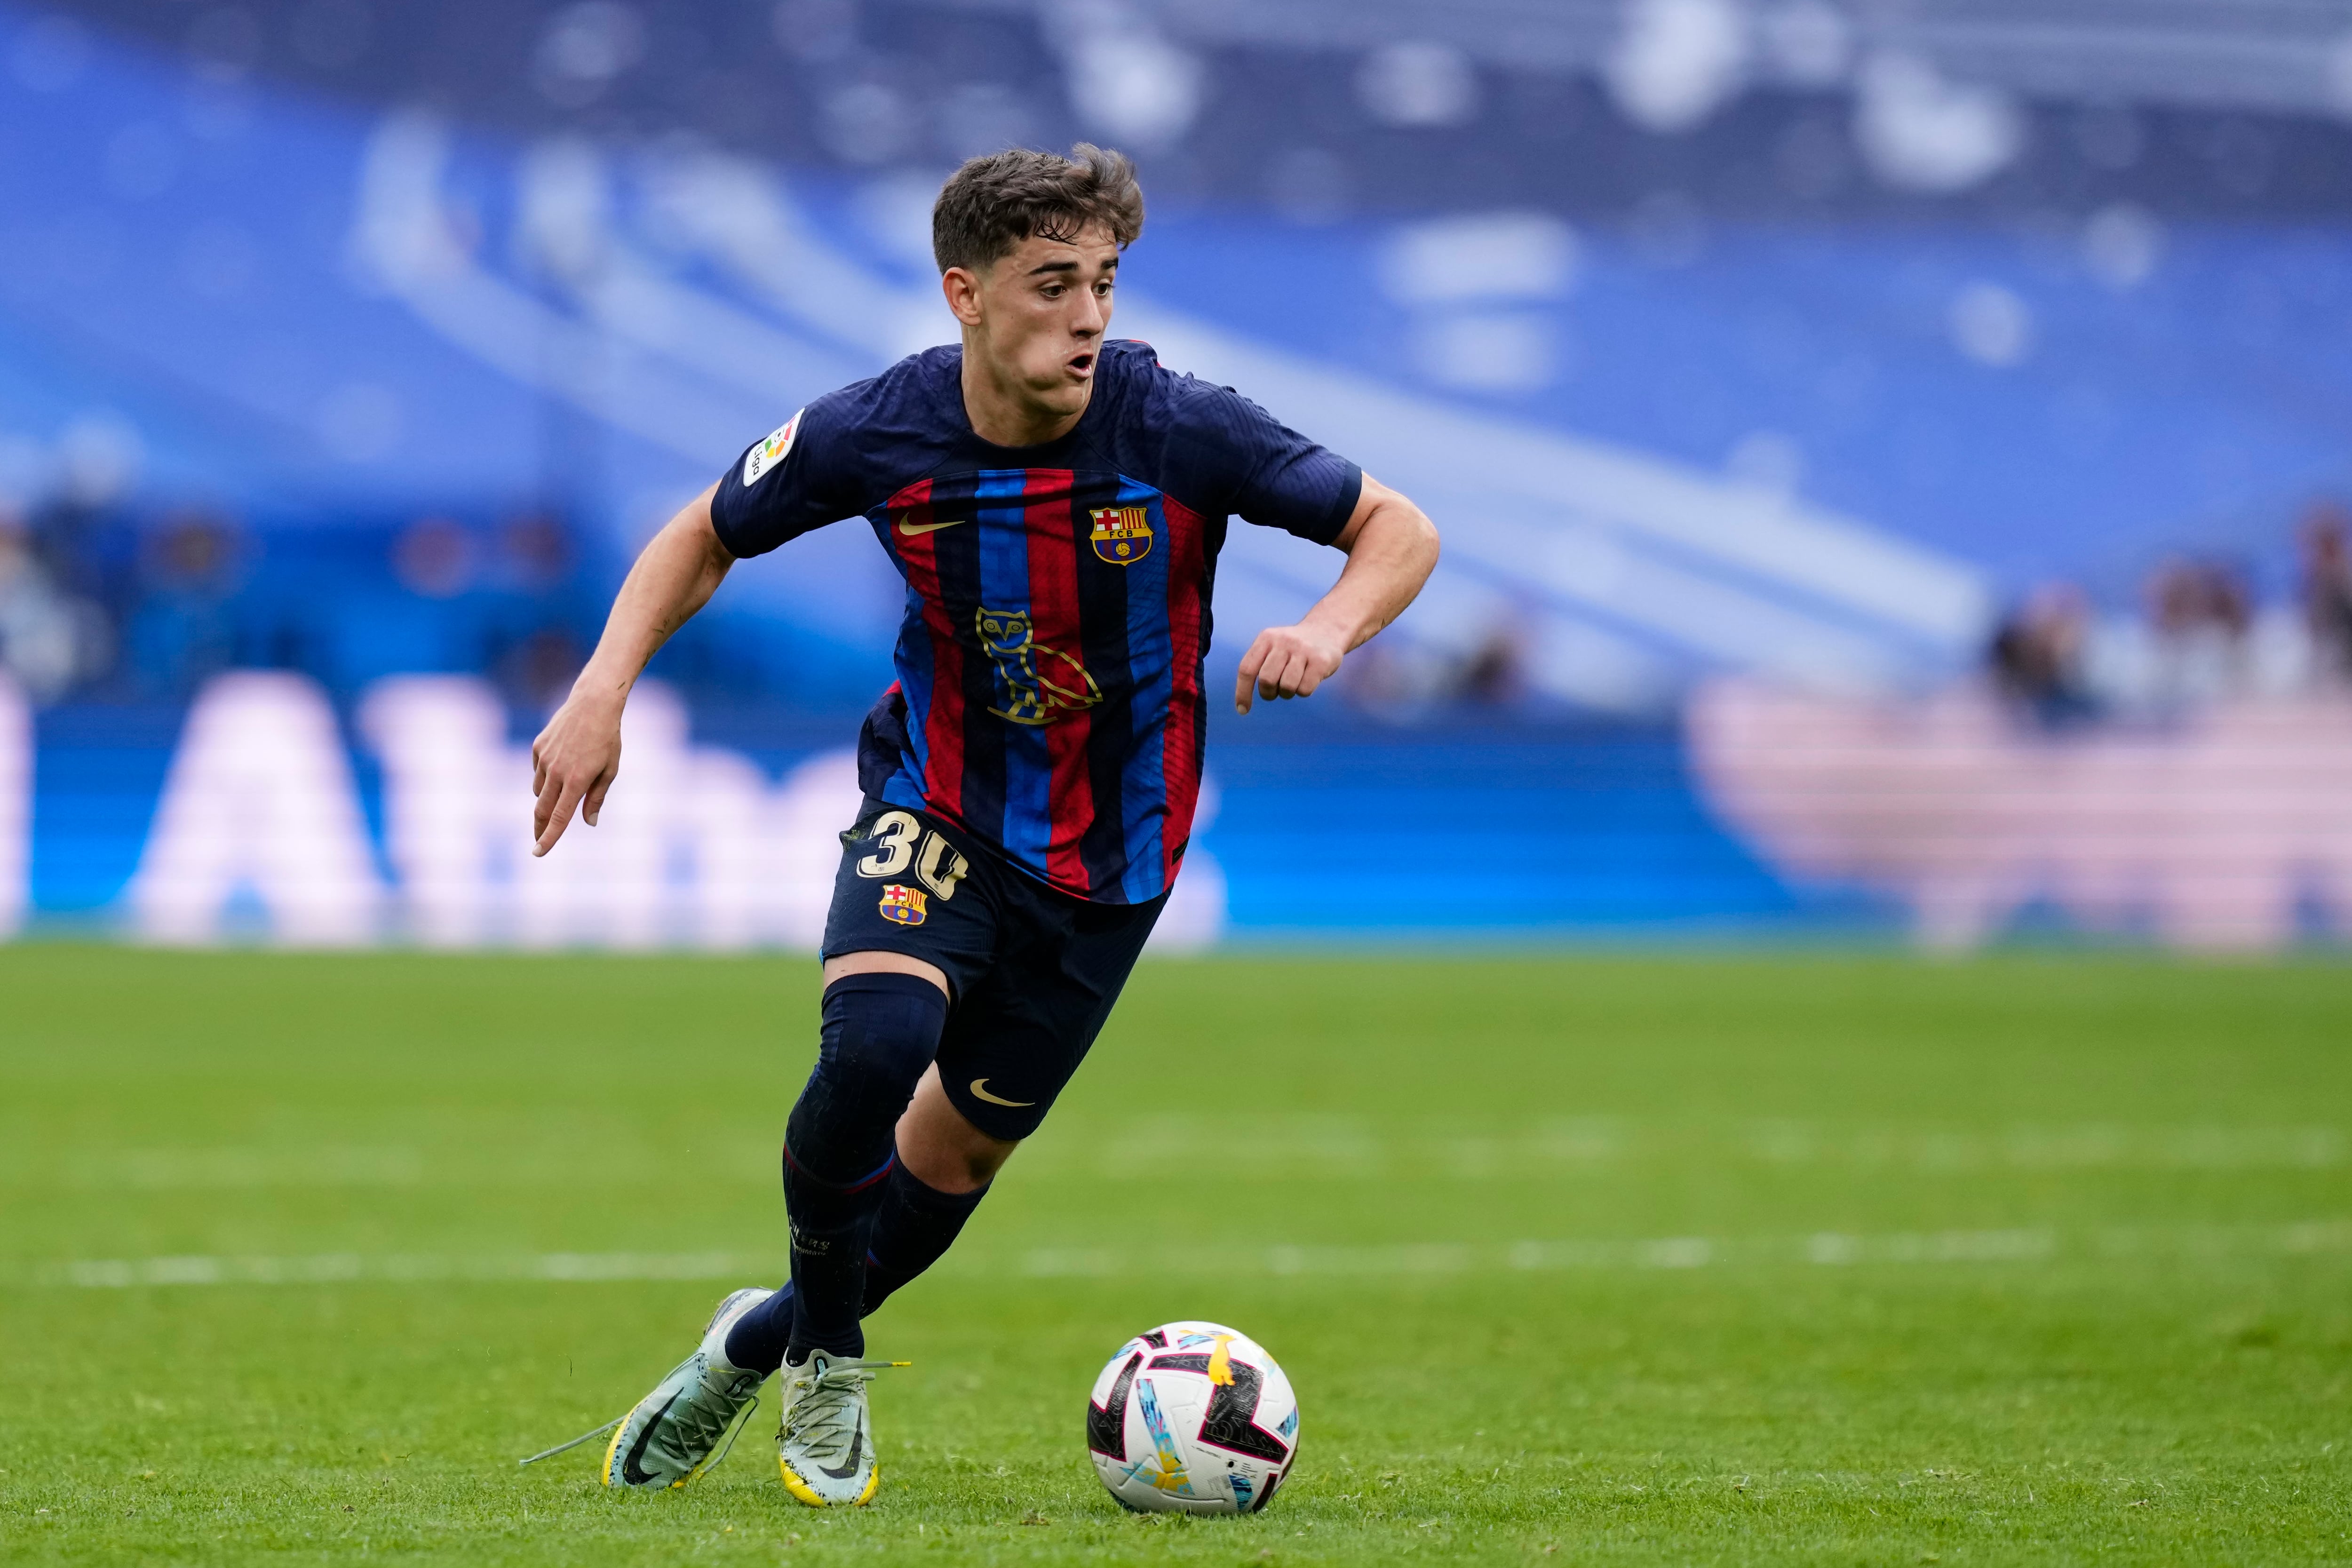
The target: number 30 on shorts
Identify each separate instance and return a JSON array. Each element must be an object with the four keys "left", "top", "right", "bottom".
[{"left": 854, "top": 812, "right": 971, "bottom": 900}]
